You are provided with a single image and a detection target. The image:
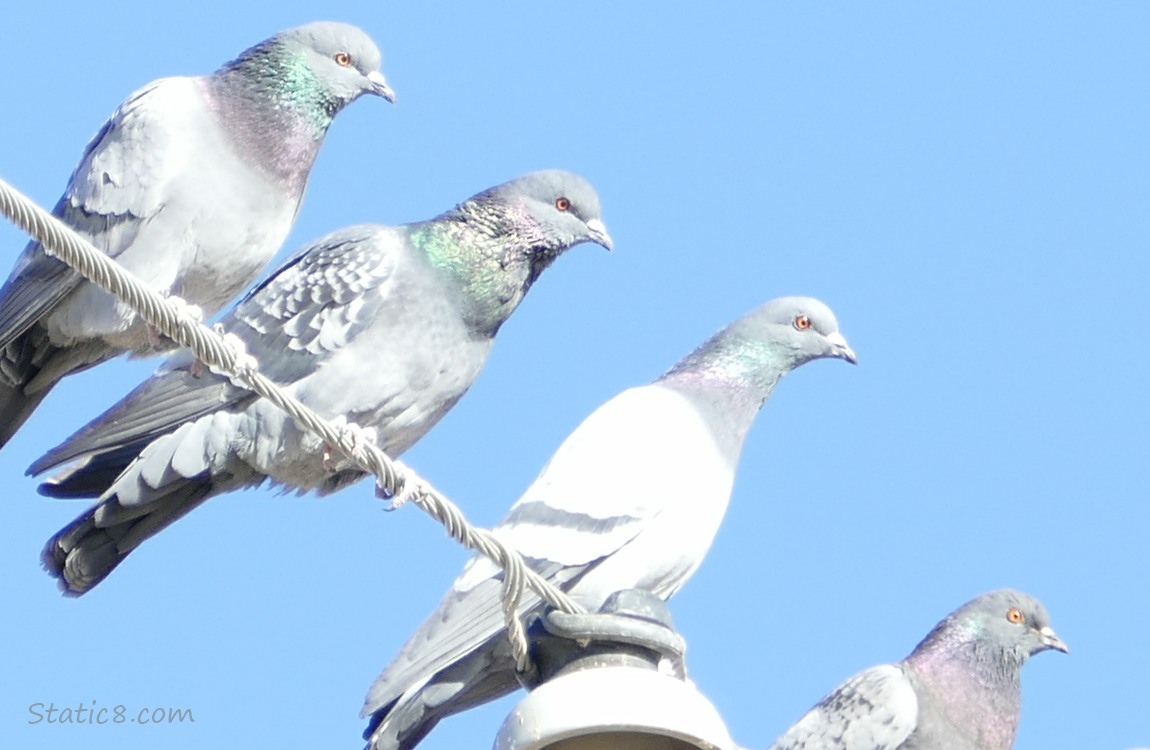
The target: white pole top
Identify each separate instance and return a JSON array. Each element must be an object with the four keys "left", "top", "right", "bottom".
[{"left": 494, "top": 664, "right": 736, "bottom": 750}]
